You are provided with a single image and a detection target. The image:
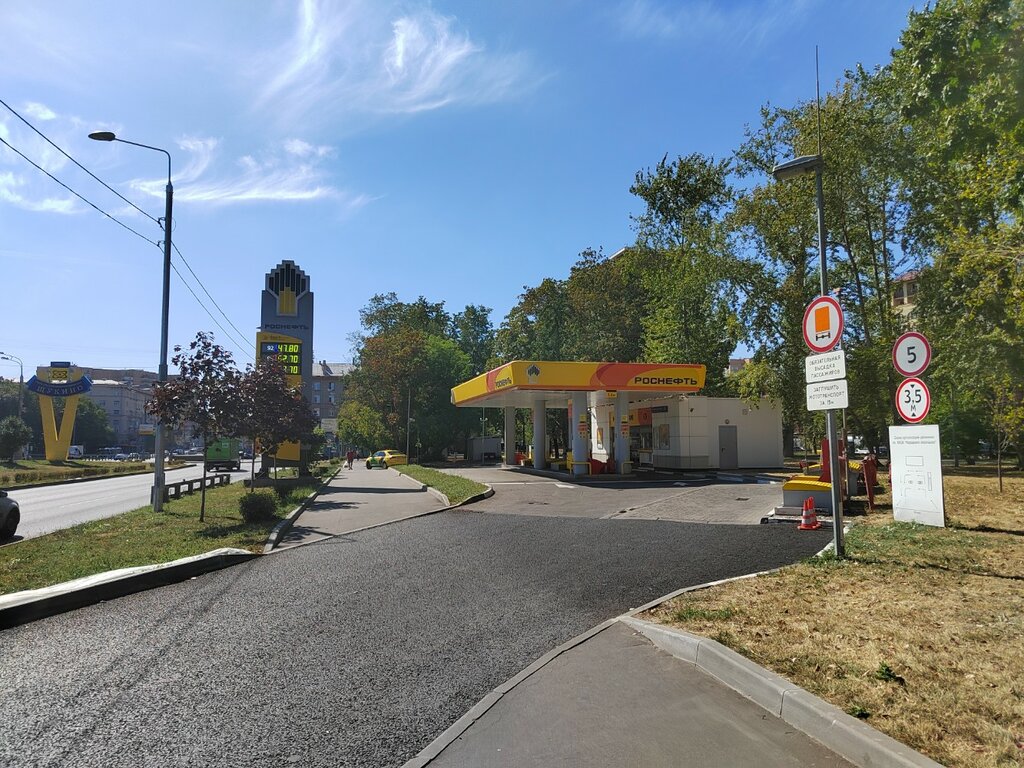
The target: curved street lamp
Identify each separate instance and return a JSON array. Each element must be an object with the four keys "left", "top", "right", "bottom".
[
  {"left": 771, "top": 153, "right": 845, "bottom": 558},
  {"left": 89, "top": 131, "right": 173, "bottom": 512}
]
